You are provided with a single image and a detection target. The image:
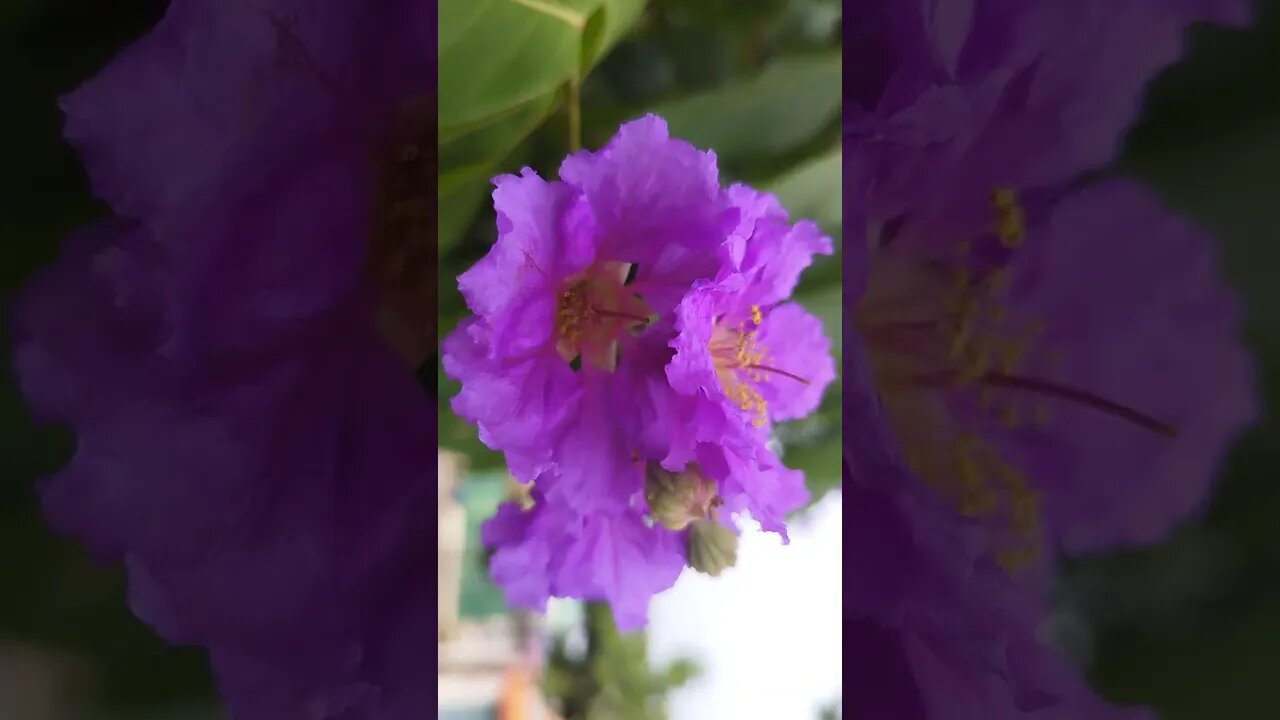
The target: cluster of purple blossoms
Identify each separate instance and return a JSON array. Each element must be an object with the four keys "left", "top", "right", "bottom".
[
  {"left": 843, "top": 0, "right": 1256, "bottom": 717},
  {"left": 442, "top": 115, "right": 836, "bottom": 630}
]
